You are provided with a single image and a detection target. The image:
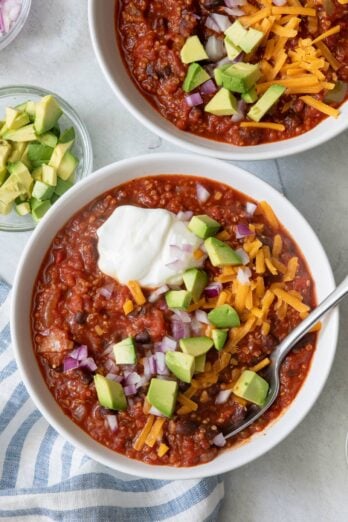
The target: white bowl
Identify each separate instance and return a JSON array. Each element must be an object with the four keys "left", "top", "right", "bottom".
[
  {"left": 11, "top": 153, "right": 338, "bottom": 479},
  {"left": 88, "top": 0, "right": 348, "bottom": 161}
]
